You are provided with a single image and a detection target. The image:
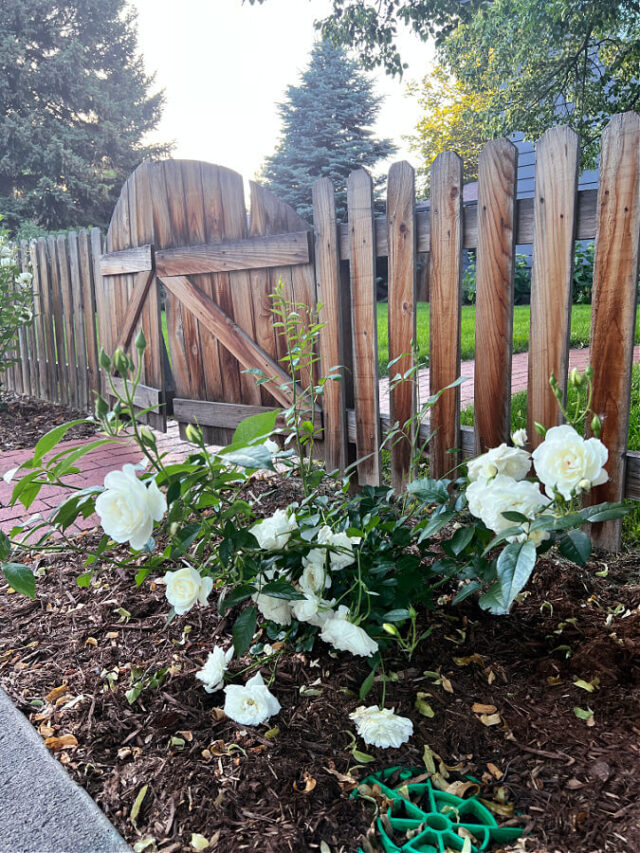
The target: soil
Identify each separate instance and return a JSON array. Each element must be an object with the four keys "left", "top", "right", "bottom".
[
  {"left": 0, "top": 393, "right": 97, "bottom": 452},
  {"left": 1, "top": 479, "right": 639, "bottom": 853}
]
